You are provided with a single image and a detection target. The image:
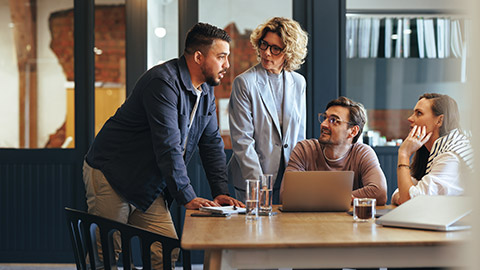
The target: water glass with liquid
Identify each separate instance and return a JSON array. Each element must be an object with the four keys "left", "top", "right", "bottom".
[
  {"left": 259, "top": 174, "right": 273, "bottom": 215},
  {"left": 245, "top": 179, "right": 260, "bottom": 221}
]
